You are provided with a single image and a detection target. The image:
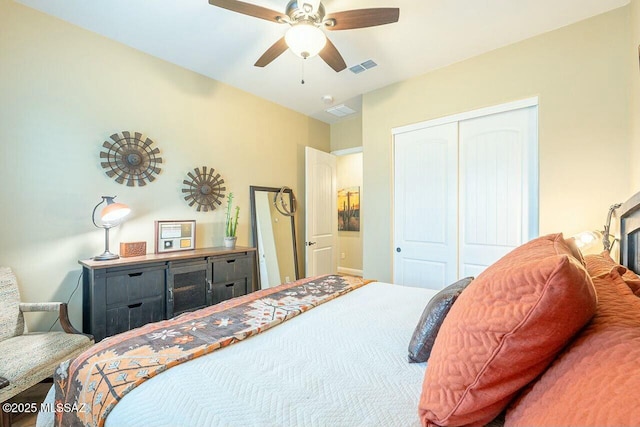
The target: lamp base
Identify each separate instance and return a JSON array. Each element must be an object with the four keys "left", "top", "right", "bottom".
[{"left": 92, "top": 251, "right": 120, "bottom": 261}]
